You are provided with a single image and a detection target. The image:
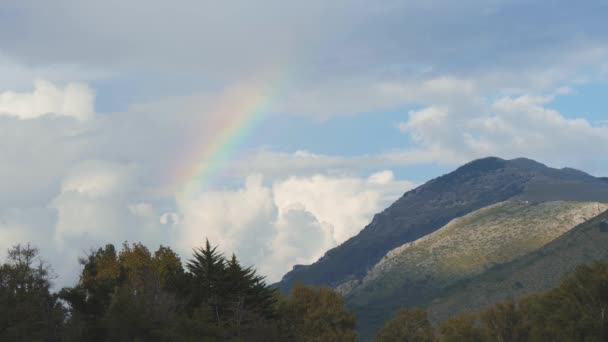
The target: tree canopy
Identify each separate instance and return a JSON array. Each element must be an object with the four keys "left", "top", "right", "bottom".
[{"left": 1, "top": 240, "right": 357, "bottom": 341}]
